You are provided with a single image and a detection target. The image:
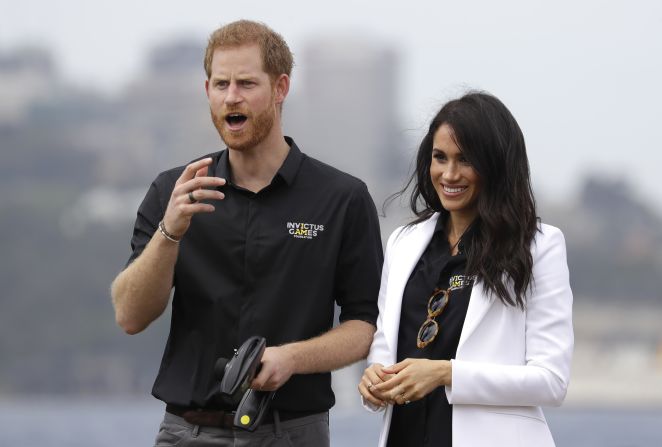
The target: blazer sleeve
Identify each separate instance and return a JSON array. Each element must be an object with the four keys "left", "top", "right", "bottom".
[{"left": 447, "top": 225, "right": 574, "bottom": 407}]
